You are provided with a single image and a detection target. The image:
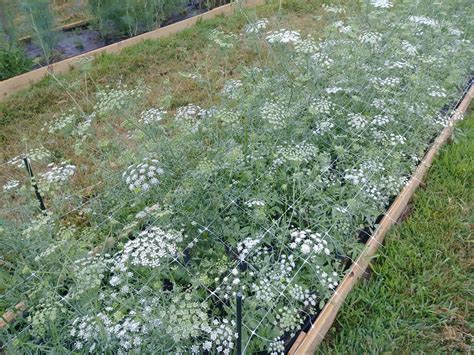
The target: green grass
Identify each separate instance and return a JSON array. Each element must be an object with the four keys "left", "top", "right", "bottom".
[{"left": 319, "top": 110, "right": 474, "bottom": 353}]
